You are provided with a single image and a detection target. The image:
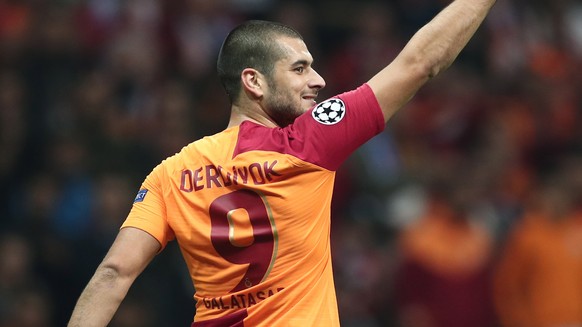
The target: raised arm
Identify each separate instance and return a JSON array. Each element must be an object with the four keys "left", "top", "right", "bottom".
[
  {"left": 367, "top": 0, "right": 496, "bottom": 122},
  {"left": 68, "top": 227, "right": 161, "bottom": 327}
]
